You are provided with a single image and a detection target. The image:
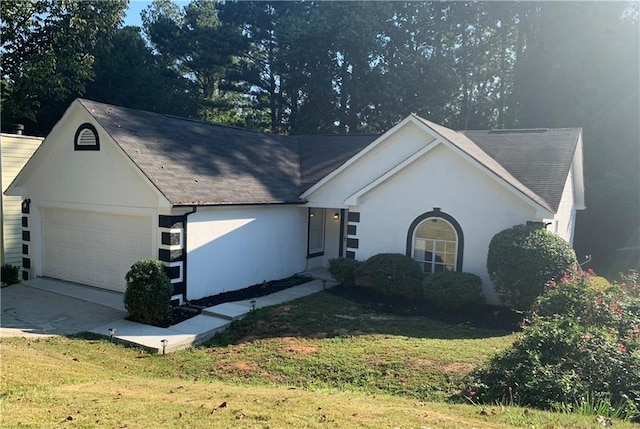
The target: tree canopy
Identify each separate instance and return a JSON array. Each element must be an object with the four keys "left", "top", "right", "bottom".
[{"left": 1, "top": 0, "right": 637, "bottom": 274}]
